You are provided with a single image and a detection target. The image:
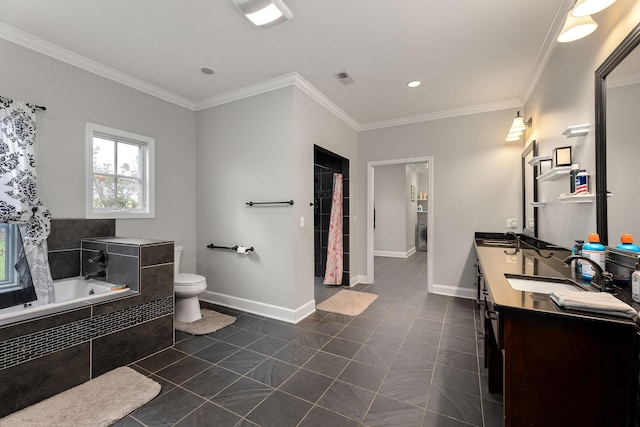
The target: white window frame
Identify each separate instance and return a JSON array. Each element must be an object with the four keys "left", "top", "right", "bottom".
[
  {"left": 86, "top": 123, "right": 155, "bottom": 219},
  {"left": 0, "top": 224, "right": 18, "bottom": 289}
]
